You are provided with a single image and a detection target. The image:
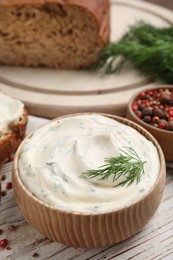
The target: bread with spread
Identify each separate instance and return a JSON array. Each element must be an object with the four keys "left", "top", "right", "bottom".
[
  {"left": 0, "top": 0, "right": 110, "bottom": 69},
  {"left": 0, "top": 92, "right": 28, "bottom": 163}
]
